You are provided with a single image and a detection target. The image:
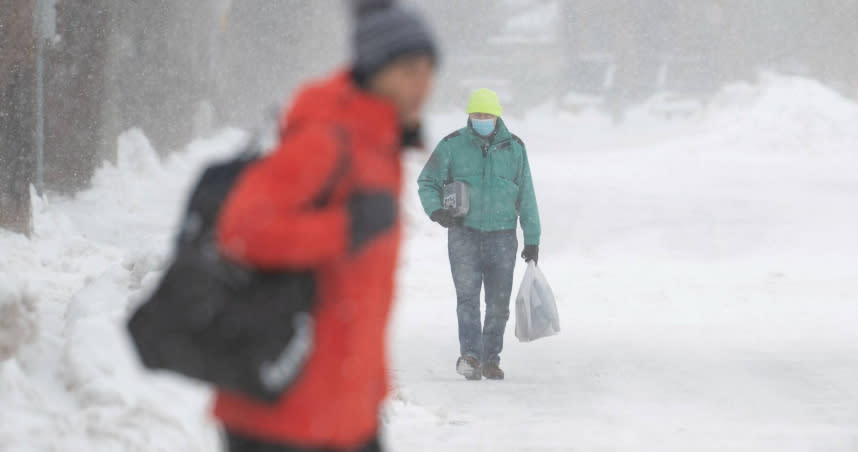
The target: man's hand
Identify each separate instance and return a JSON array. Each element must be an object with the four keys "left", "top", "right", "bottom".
[
  {"left": 521, "top": 245, "right": 539, "bottom": 264},
  {"left": 430, "top": 209, "right": 463, "bottom": 228}
]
